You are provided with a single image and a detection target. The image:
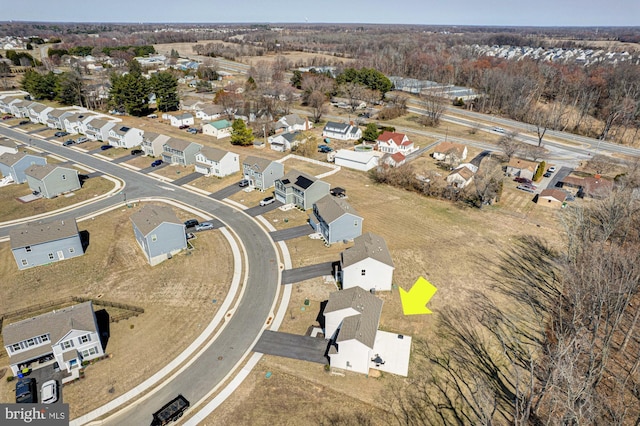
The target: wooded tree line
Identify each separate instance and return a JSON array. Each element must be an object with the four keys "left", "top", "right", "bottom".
[{"left": 390, "top": 168, "right": 640, "bottom": 425}]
